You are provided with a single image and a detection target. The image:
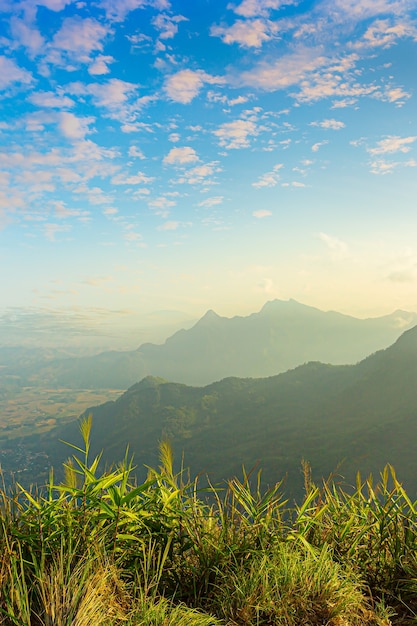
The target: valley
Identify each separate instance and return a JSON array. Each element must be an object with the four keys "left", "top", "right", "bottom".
[
  {"left": 0, "top": 386, "right": 123, "bottom": 442},
  {"left": 1, "top": 299, "right": 417, "bottom": 500}
]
